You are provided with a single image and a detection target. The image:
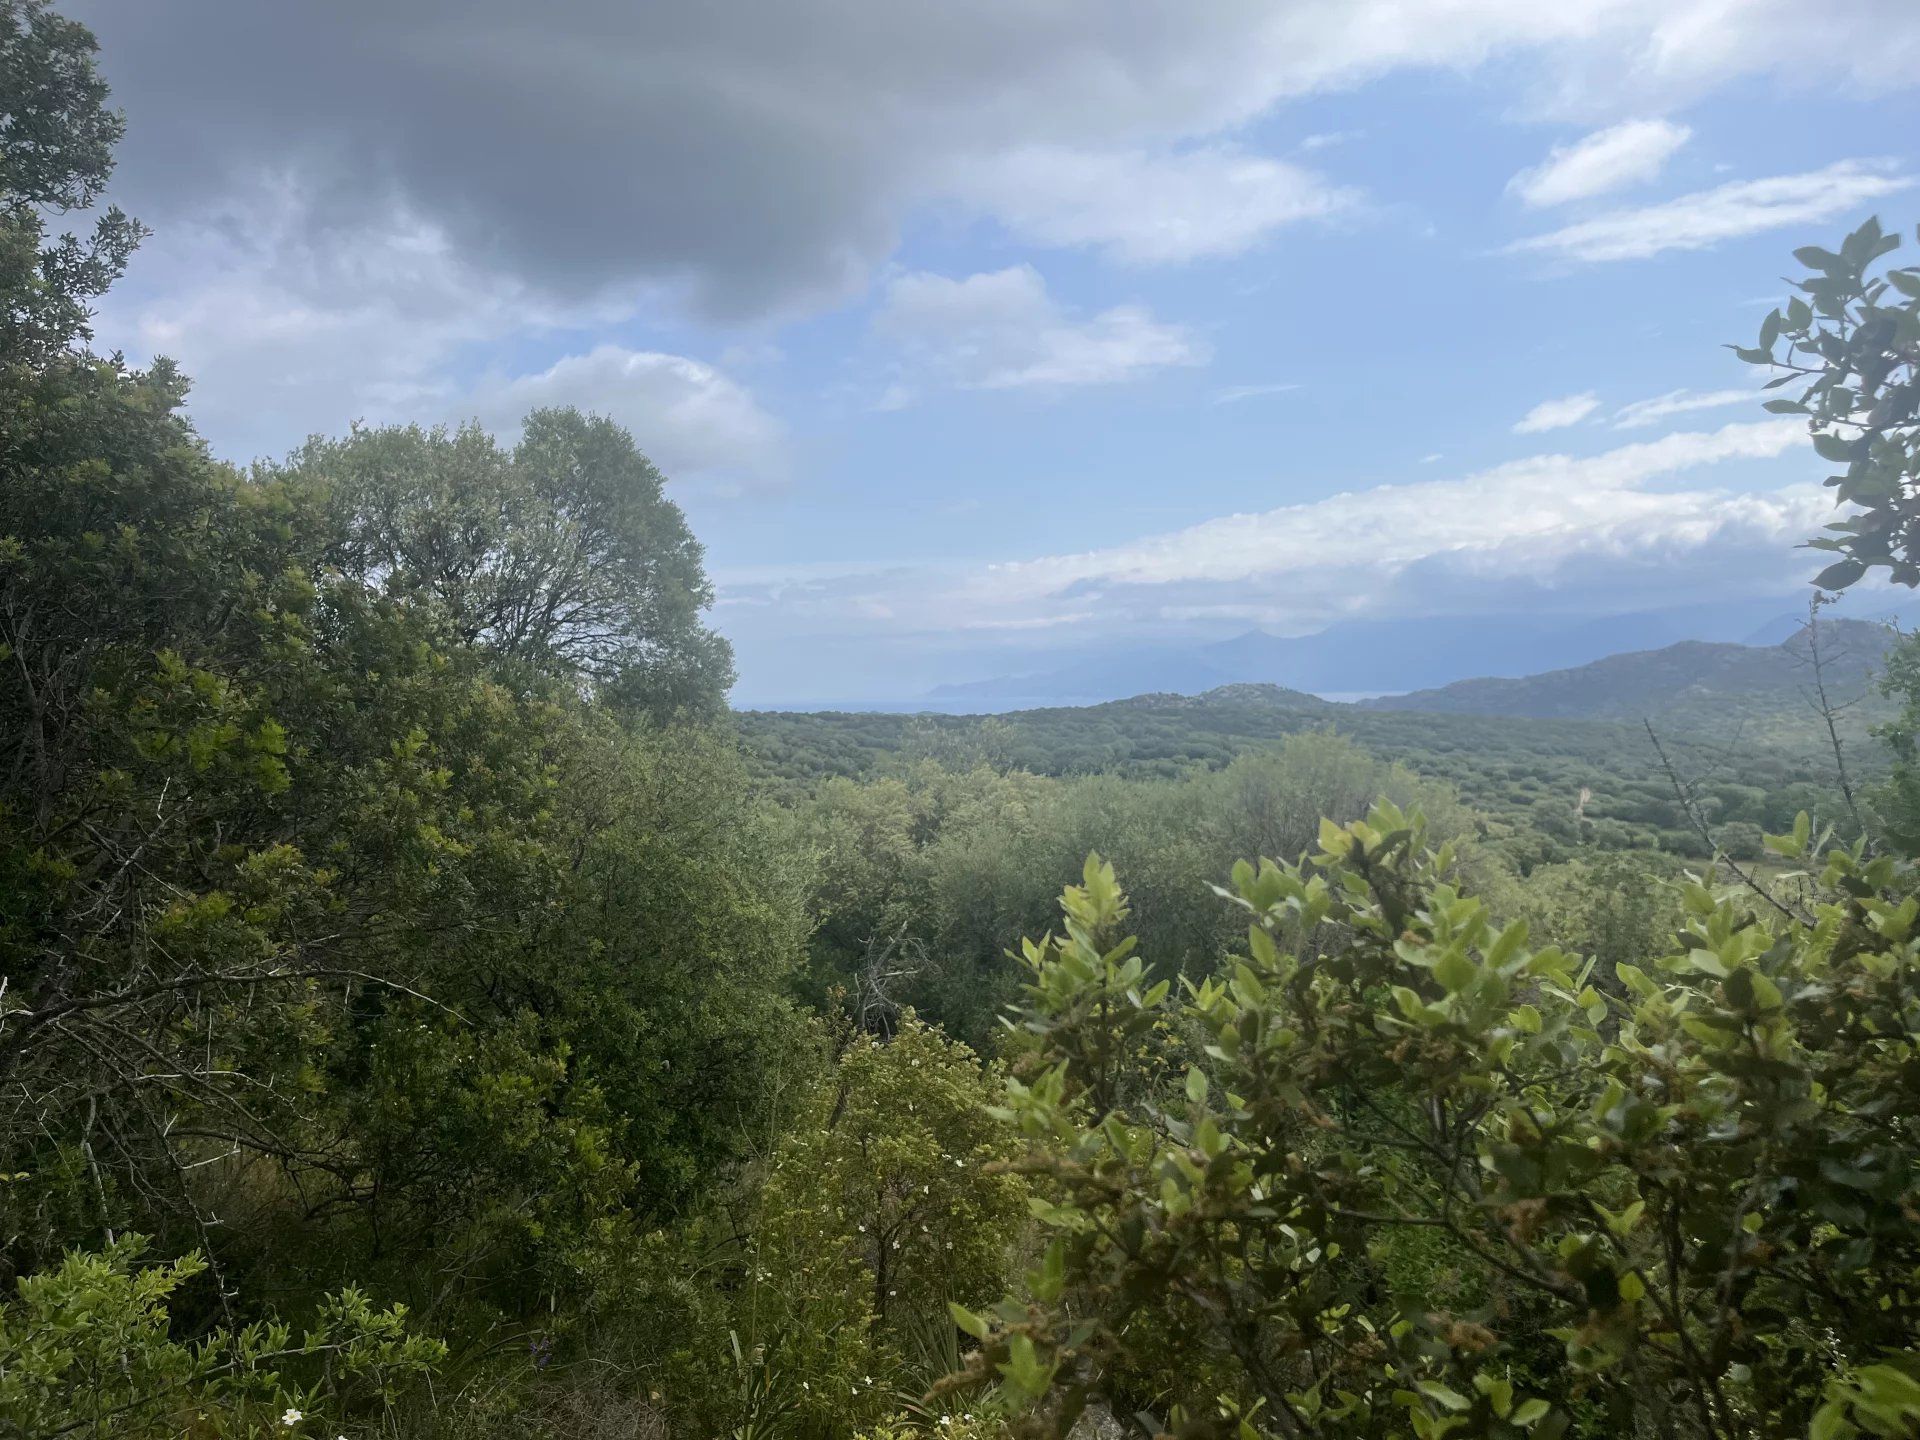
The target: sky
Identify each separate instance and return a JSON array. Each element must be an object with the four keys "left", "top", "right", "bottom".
[{"left": 67, "top": 0, "right": 1920, "bottom": 705}]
